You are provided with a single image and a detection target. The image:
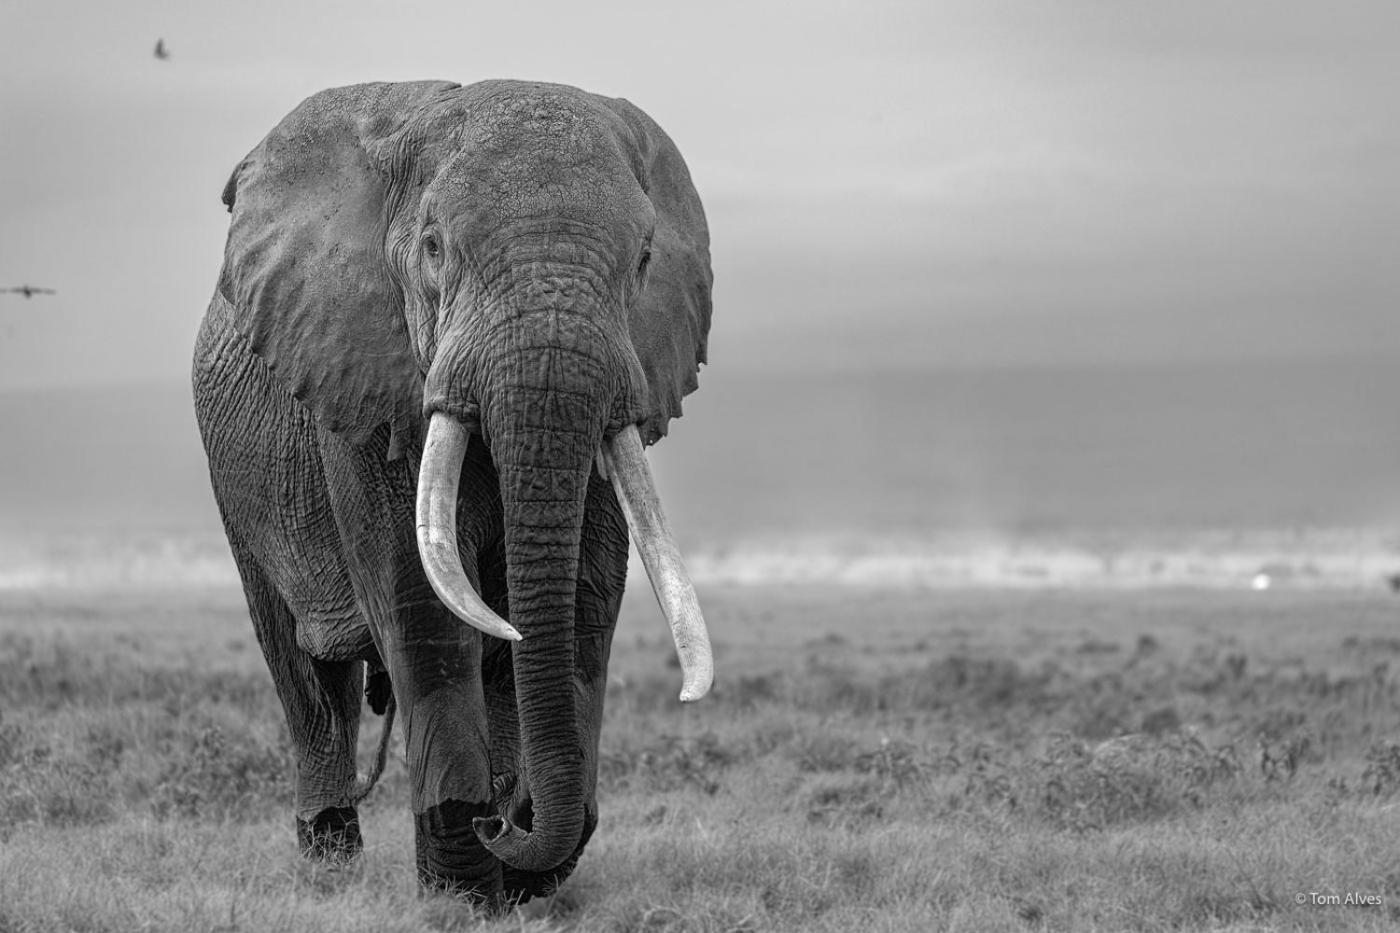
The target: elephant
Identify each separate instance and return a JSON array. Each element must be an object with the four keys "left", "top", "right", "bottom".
[{"left": 191, "top": 79, "right": 715, "bottom": 908}]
